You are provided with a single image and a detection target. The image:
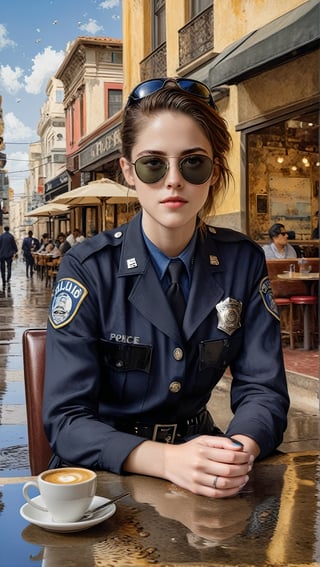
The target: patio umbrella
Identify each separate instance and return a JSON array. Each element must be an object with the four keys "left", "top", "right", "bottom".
[
  {"left": 24, "top": 203, "right": 70, "bottom": 217},
  {"left": 52, "top": 178, "right": 138, "bottom": 230}
]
